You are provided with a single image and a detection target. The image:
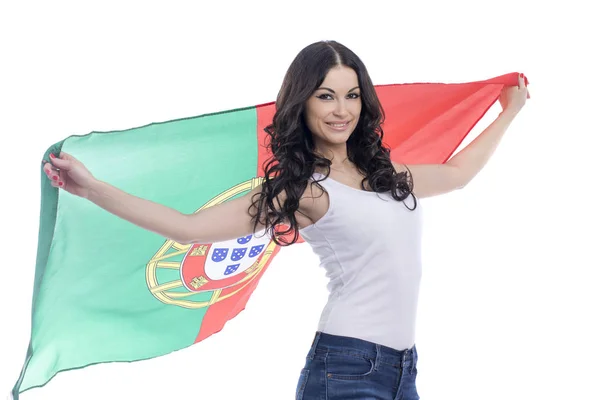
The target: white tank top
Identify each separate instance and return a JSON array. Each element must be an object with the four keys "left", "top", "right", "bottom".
[{"left": 299, "top": 172, "right": 423, "bottom": 351}]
